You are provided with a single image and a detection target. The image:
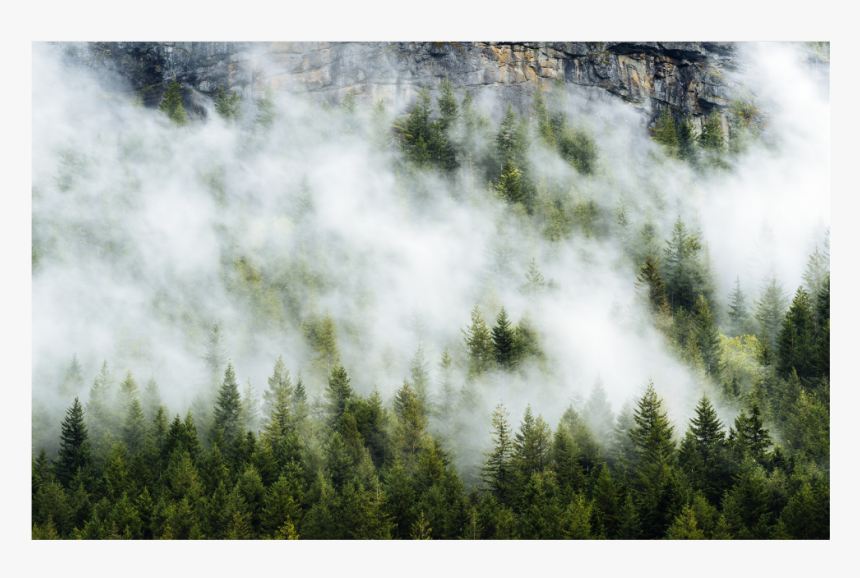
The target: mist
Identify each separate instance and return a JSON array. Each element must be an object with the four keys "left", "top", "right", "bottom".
[{"left": 31, "top": 40, "right": 829, "bottom": 477}]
